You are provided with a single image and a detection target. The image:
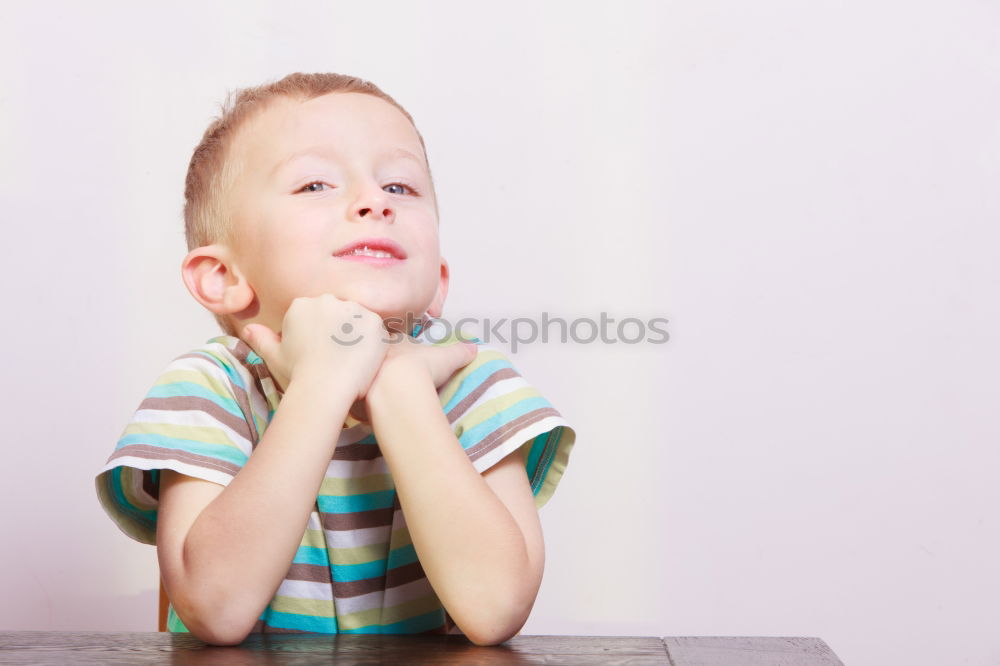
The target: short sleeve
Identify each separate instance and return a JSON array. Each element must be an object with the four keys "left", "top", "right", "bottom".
[
  {"left": 95, "top": 348, "right": 259, "bottom": 544},
  {"left": 435, "top": 338, "right": 576, "bottom": 511}
]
